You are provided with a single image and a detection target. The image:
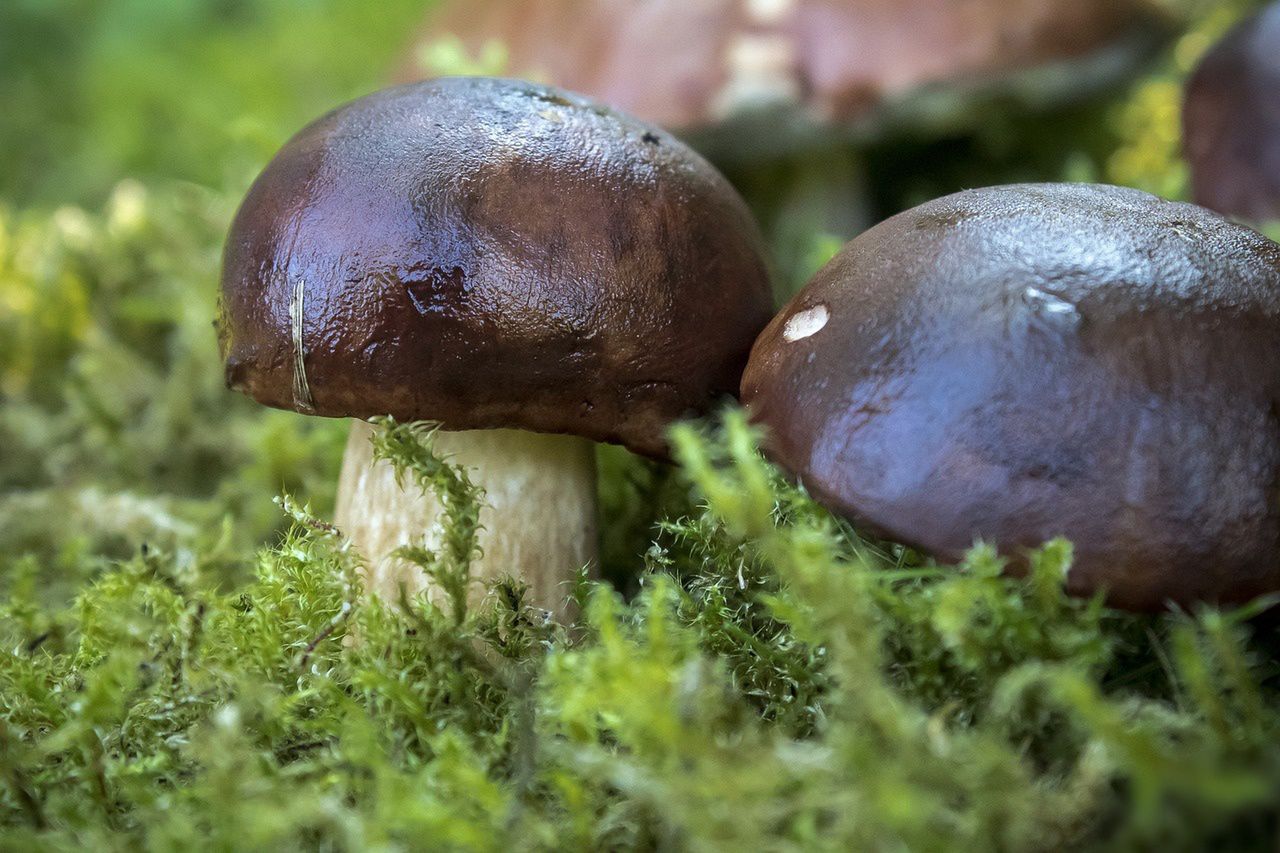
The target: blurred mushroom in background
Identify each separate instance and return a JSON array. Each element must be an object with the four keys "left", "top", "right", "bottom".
[
  {"left": 1183, "top": 0, "right": 1280, "bottom": 223},
  {"left": 397, "top": 0, "right": 1171, "bottom": 293}
]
